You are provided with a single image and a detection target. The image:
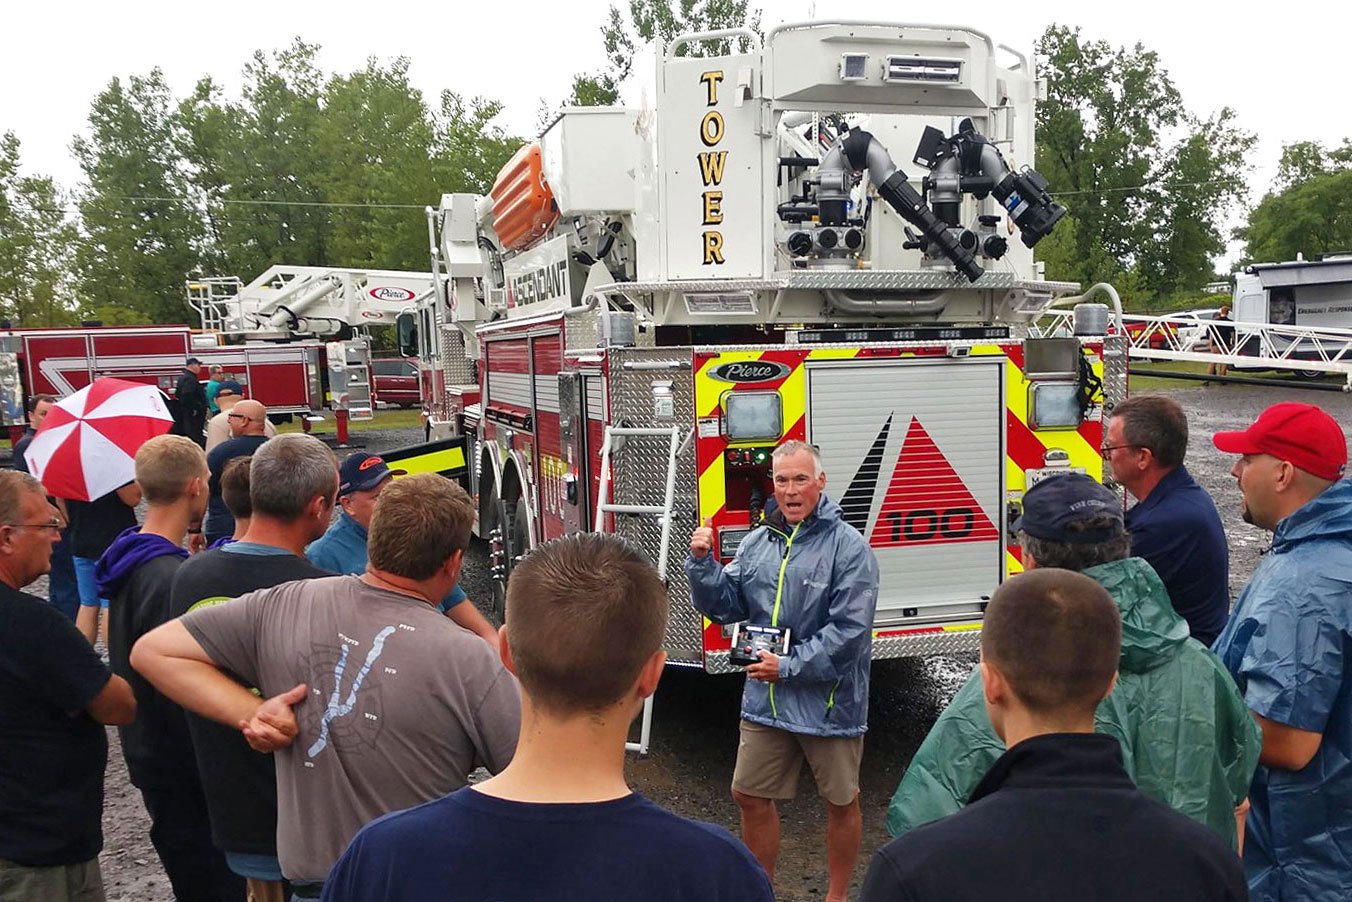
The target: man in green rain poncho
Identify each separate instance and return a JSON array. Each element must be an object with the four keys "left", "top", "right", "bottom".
[{"left": 887, "top": 473, "right": 1260, "bottom": 848}]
